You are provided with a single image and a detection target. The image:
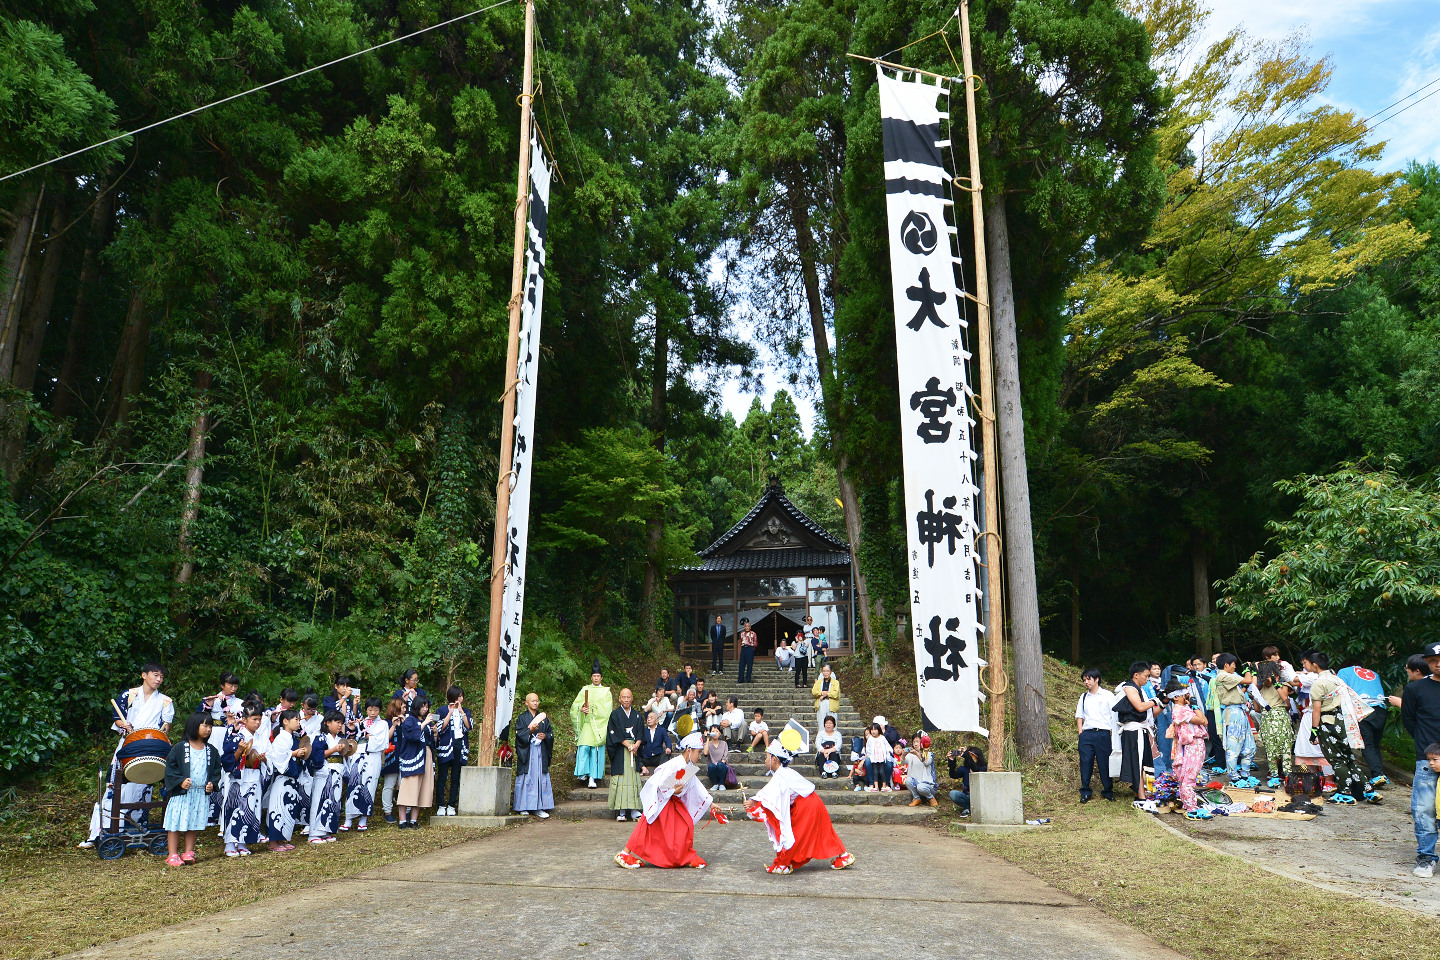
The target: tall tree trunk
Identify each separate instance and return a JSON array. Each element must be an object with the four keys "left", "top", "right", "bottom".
[
  {"left": 983, "top": 189, "right": 1049, "bottom": 759},
  {"left": 1191, "top": 527, "right": 1212, "bottom": 657},
  {"left": 1070, "top": 561, "right": 1081, "bottom": 664},
  {"left": 0, "top": 184, "right": 43, "bottom": 386},
  {"left": 174, "top": 368, "right": 212, "bottom": 604},
  {"left": 53, "top": 182, "right": 113, "bottom": 421},
  {"left": 102, "top": 288, "right": 149, "bottom": 442},
  {"left": 789, "top": 191, "right": 881, "bottom": 674},
  {"left": 640, "top": 311, "right": 668, "bottom": 632},
  {"left": 12, "top": 190, "right": 69, "bottom": 393}
]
